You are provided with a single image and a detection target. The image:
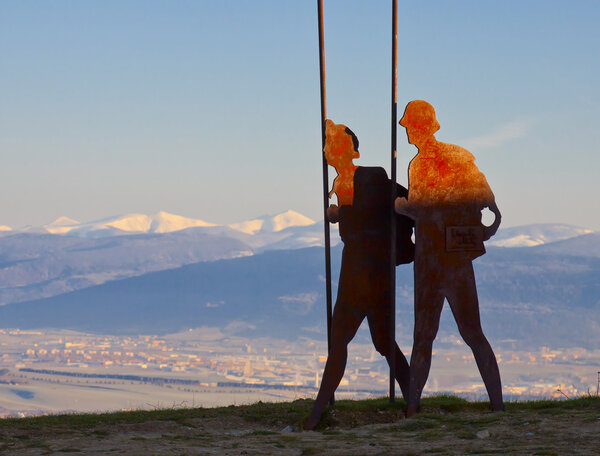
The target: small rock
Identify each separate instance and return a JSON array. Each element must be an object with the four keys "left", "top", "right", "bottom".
[
  {"left": 476, "top": 430, "right": 490, "bottom": 439},
  {"left": 281, "top": 425, "right": 293, "bottom": 433}
]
